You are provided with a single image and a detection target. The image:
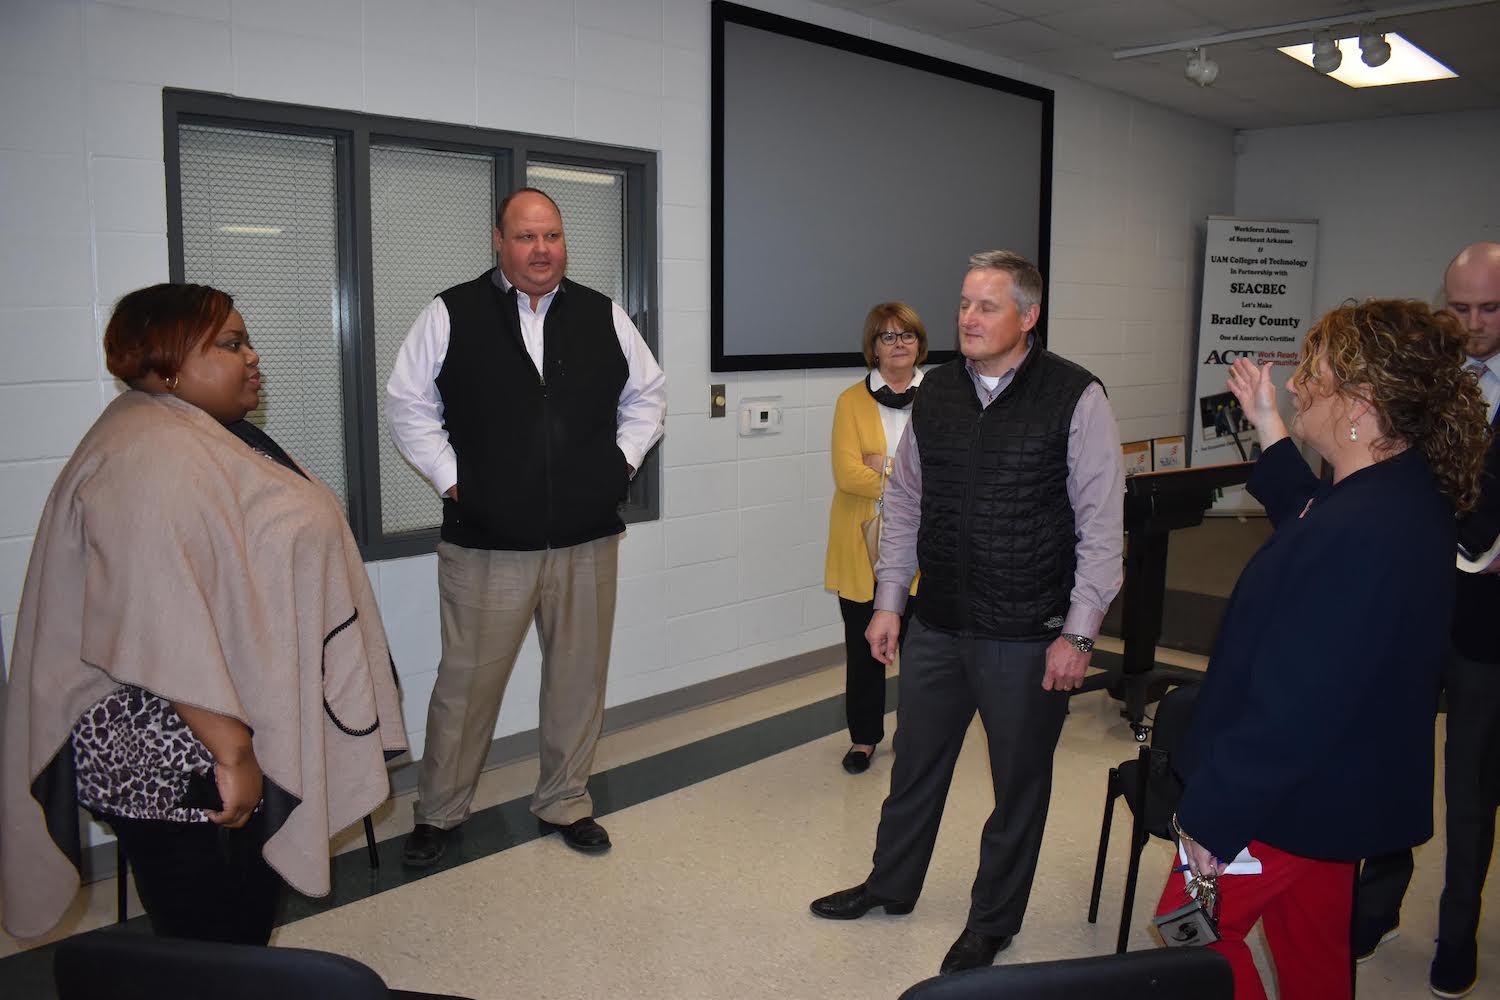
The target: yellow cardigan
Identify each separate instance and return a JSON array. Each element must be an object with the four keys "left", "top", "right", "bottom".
[{"left": 824, "top": 378, "right": 919, "bottom": 603}]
